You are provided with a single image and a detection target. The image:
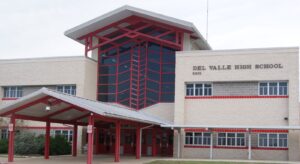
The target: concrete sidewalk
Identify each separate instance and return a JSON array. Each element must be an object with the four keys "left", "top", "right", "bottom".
[{"left": 0, "top": 155, "right": 299, "bottom": 164}]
